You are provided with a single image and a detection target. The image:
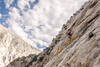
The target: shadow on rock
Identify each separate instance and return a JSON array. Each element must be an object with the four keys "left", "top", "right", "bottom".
[{"left": 6, "top": 54, "right": 37, "bottom": 67}]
